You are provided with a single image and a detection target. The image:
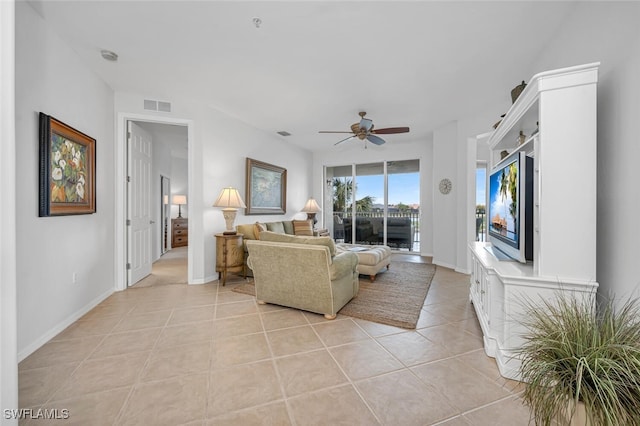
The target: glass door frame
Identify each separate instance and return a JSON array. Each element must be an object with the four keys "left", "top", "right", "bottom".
[{"left": 324, "top": 159, "right": 420, "bottom": 252}]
